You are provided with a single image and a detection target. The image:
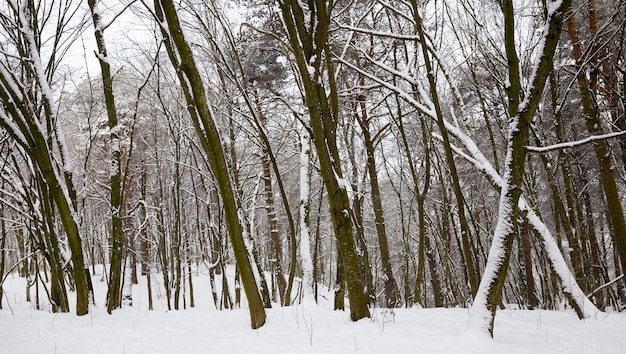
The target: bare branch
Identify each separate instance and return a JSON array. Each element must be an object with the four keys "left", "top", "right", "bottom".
[{"left": 527, "top": 130, "right": 626, "bottom": 153}]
